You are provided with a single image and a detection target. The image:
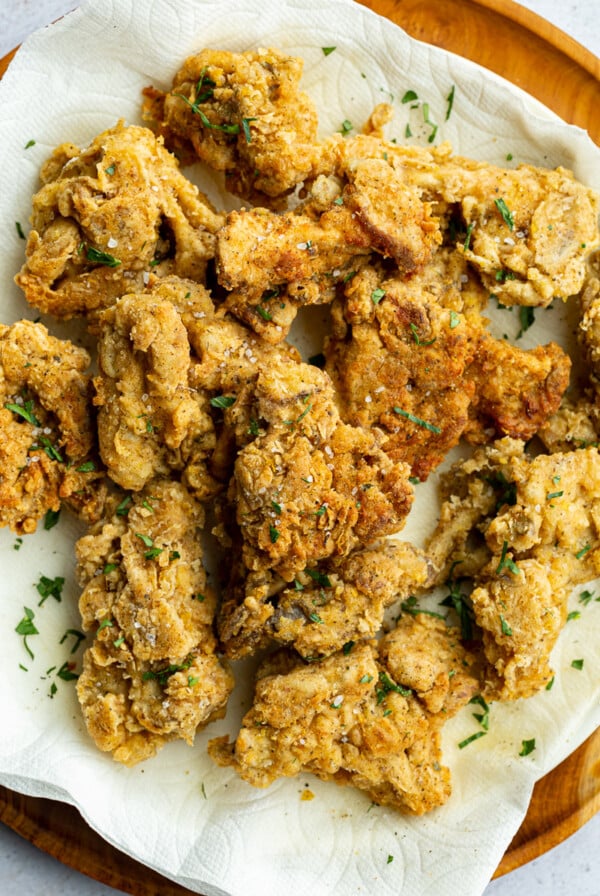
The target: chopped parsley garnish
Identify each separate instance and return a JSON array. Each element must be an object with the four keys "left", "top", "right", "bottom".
[
  {"left": 371, "top": 288, "right": 386, "bottom": 304},
  {"left": 546, "top": 490, "right": 564, "bottom": 501},
  {"left": 342, "top": 640, "right": 355, "bottom": 655},
  {"left": 15, "top": 221, "right": 26, "bottom": 240},
  {"left": 210, "top": 394, "right": 236, "bottom": 409},
  {"left": 241, "top": 117, "right": 257, "bottom": 144},
  {"left": 340, "top": 119, "right": 353, "bottom": 135},
  {"left": 76, "top": 461, "right": 96, "bottom": 473},
  {"left": 485, "top": 470, "right": 517, "bottom": 511},
  {"left": 176, "top": 92, "right": 241, "bottom": 134},
  {"left": 387, "top": 855, "right": 394, "bottom": 865},
  {"left": 517, "top": 306, "right": 535, "bottom": 338},
  {"left": 15, "top": 607, "right": 39, "bottom": 660},
  {"left": 56, "top": 661, "right": 79, "bottom": 682},
  {"left": 409, "top": 322, "right": 436, "bottom": 346},
  {"left": 545, "top": 676, "right": 555, "bottom": 690},
  {"left": 495, "top": 269, "right": 516, "bottom": 283},
  {"left": 401, "top": 90, "right": 419, "bottom": 104},
  {"left": 519, "top": 738, "right": 536, "bottom": 756},
  {"left": 269, "top": 525, "right": 280, "bottom": 544},
  {"left": 248, "top": 418, "right": 261, "bottom": 436},
  {"left": 449, "top": 310, "right": 461, "bottom": 329},
  {"left": 255, "top": 304, "right": 273, "bottom": 321},
  {"left": 376, "top": 671, "right": 412, "bottom": 703},
  {"left": 393, "top": 407, "right": 441, "bottom": 434},
  {"left": 579, "top": 589, "right": 596, "bottom": 605},
  {"left": 36, "top": 574, "right": 65, "bottom": 605},
  {"left": 135, "top": 533, "right": 154, "bottom": 548},
  {"left": 571, "top": 658, "right": 584, "bottom": 670},
  {"left": 59, "top": 629, "right": 86, "bottom": 654},
  {"left": 496, "top": 541, "right": 520, "bottom": 575},
  {"left": 440, "top": 575, "right": 474, "bottom": 641},
  {"left": 445, "top": 85, "right": 456, "bottom": 120},
  {"left": 469, "top": 695, "right": 490, "bottom": 730},
  {"left": 105, "top": 164, "right": 116, "bottom": 175},
  {"left": 360, "top": 674, "right": 374, "bottom": 684},
  {"left": 103, "top": 563, "right": 118, "bottom": 574},
  {"left": 24, "top": 139, "right": 36, "bottom": 149},
  {"left": 567, "top": 611, "right": 581, "bottom": 622},
  {"left": 305, "top": 568, "right": 331, "bottom": 588},
  {"left": 421, "top": 102, "right": 438, "bottom": 143},
  {"left": 463, "top": 222, "right": 475, "bottom": 251},
  {"left": 405, "top": 124, "right": 413, "bottom": 138},
  {"left": 309, "top": 612, "right": 323, "bottom": 624},
  {"left": 43, "top": 508, "right": 61, "bottom": 530},
  {"left": 575, "top": 544, "right": 591, "bottom": 559},
  {"left": 322, "top": 46, "right": 336, "bottom": 55},
  {"left": 400, "top": 595, "right": 446, "bottom": 620},
  {"left": 458, "top": 731, "right": 487, "bottom": 749},
  {"left": 4, "top": 399, "right": 40, "bottom": 426},
  {"left": 500, "top": 614, "right": 513, "bottom": 636},
  {"left": 142, "top": 658, "right": 193, "bottom": 686},
  {"left": 494, "top": 197, "right": 515, "bottom": 230},
  {"left": 116, "top": 495, "right": 132, "bottom": 516},
  {"left": 97, "top": 618, "right": 114, "bottom": 631},
  {"left": 271, "top": 500, "right": 282, "bottom": 514},
  {"left": 86, "top": 246, "right": 121, "bottom": 267}
]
